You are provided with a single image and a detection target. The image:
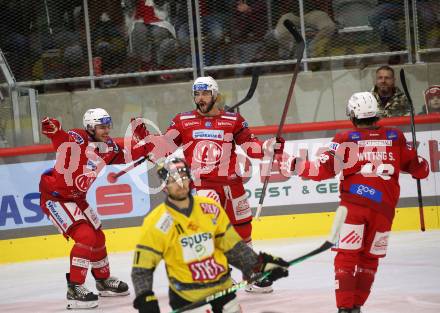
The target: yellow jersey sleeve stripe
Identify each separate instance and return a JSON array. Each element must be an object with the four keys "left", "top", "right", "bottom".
[
  {"left": 215, "top": 223, "right": 233, "bottom": 238},
  {"left": 136, "top": 244, "right": 162, "bottom": 256}
]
